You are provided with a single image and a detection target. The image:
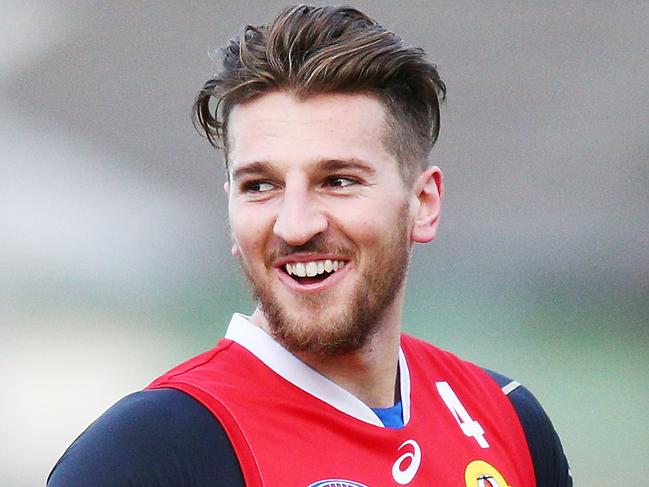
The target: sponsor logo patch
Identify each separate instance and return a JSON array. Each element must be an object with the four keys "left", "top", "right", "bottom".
[
  {"left": 307, "top": 480, "right": 368, "bottom": 487},
  {"left": 464, "top": 460, "right": 511, "bottom": 487}
]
